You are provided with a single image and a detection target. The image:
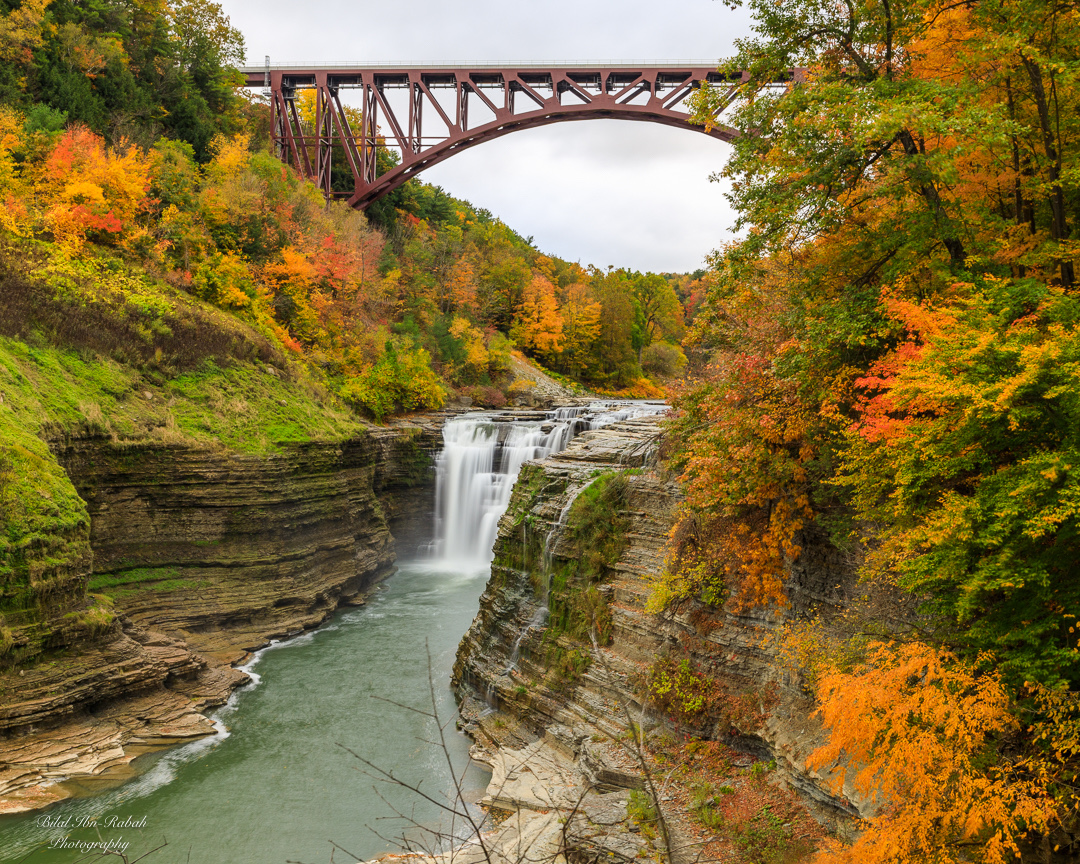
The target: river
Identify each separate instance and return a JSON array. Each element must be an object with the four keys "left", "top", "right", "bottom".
[
  {"left": 0, "top": 402, "right": 664, "bottom": 864},
  {"left": 0, "top": 561, "right": 492, "bottom": 864}
]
